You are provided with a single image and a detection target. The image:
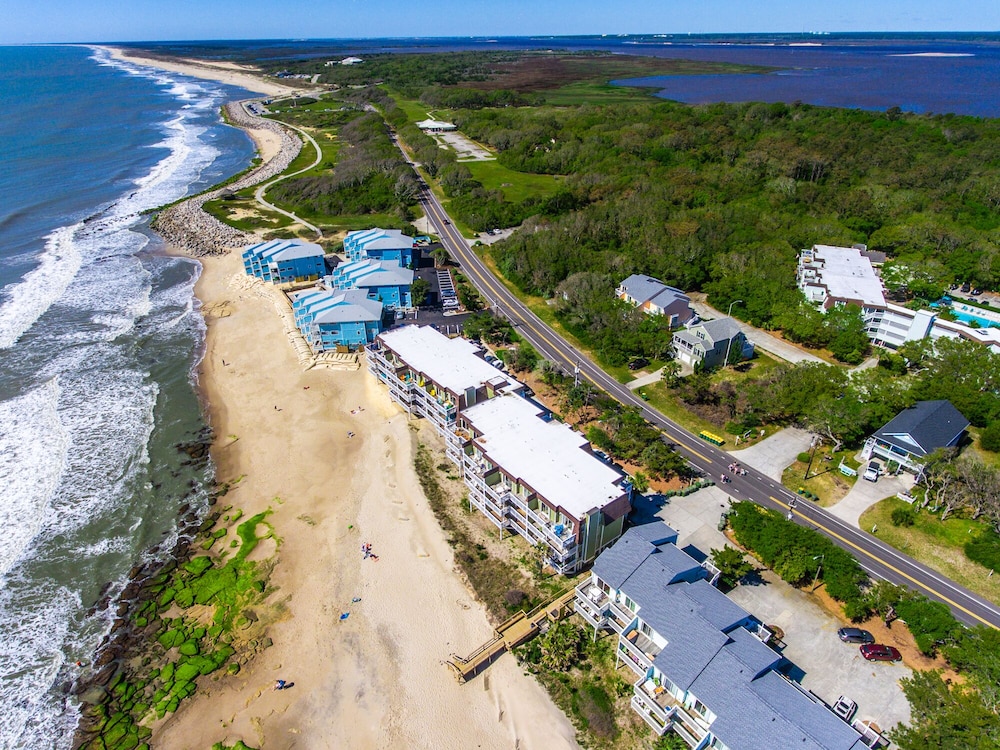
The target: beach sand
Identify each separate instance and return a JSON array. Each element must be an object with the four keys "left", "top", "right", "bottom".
[
  {"left": 100, "top": 46, "right": 304, "bottom": 99},
  {"left": 153, "top": 254, "right": 578, "bottom": 749}
]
